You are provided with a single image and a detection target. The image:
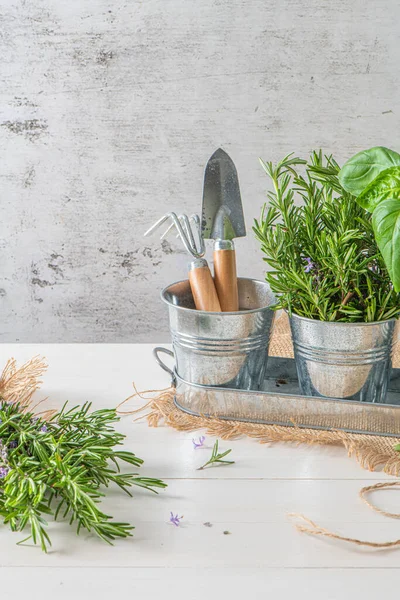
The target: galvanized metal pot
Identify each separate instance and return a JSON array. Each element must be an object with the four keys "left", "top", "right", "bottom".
[
  {"left": 289, "top": 313, "right": 400, "bottom": 402},
  {"left": 161, "top": 278, "right": 275, "bottom": 390}
]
